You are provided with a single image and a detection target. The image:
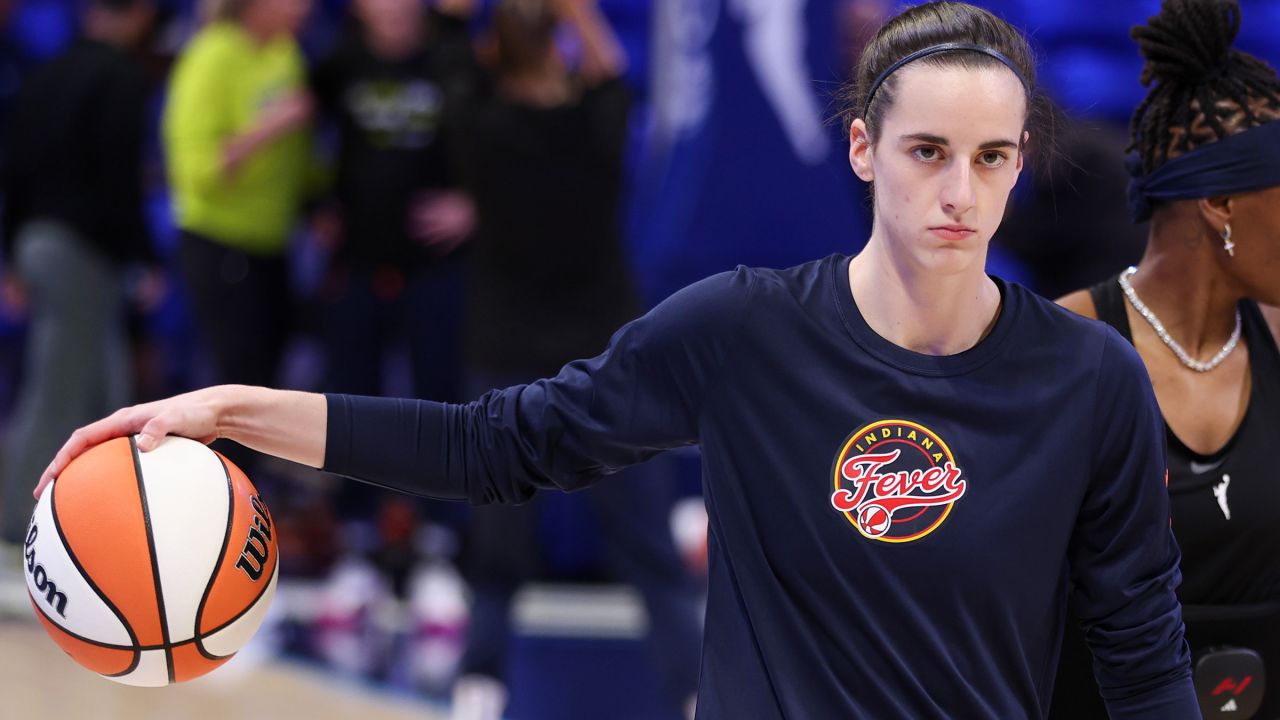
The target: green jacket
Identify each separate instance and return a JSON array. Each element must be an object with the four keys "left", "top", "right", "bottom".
[{"left": 164, "top": 22, "right": 310, "bottom": 255}]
